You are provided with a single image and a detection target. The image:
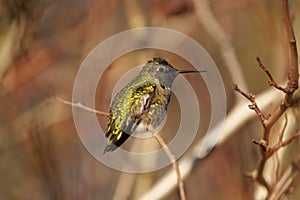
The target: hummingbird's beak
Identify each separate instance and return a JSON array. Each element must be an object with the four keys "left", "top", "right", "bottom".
[{"left": 178, "top": 70, "right": 206, "bottom": 74}]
